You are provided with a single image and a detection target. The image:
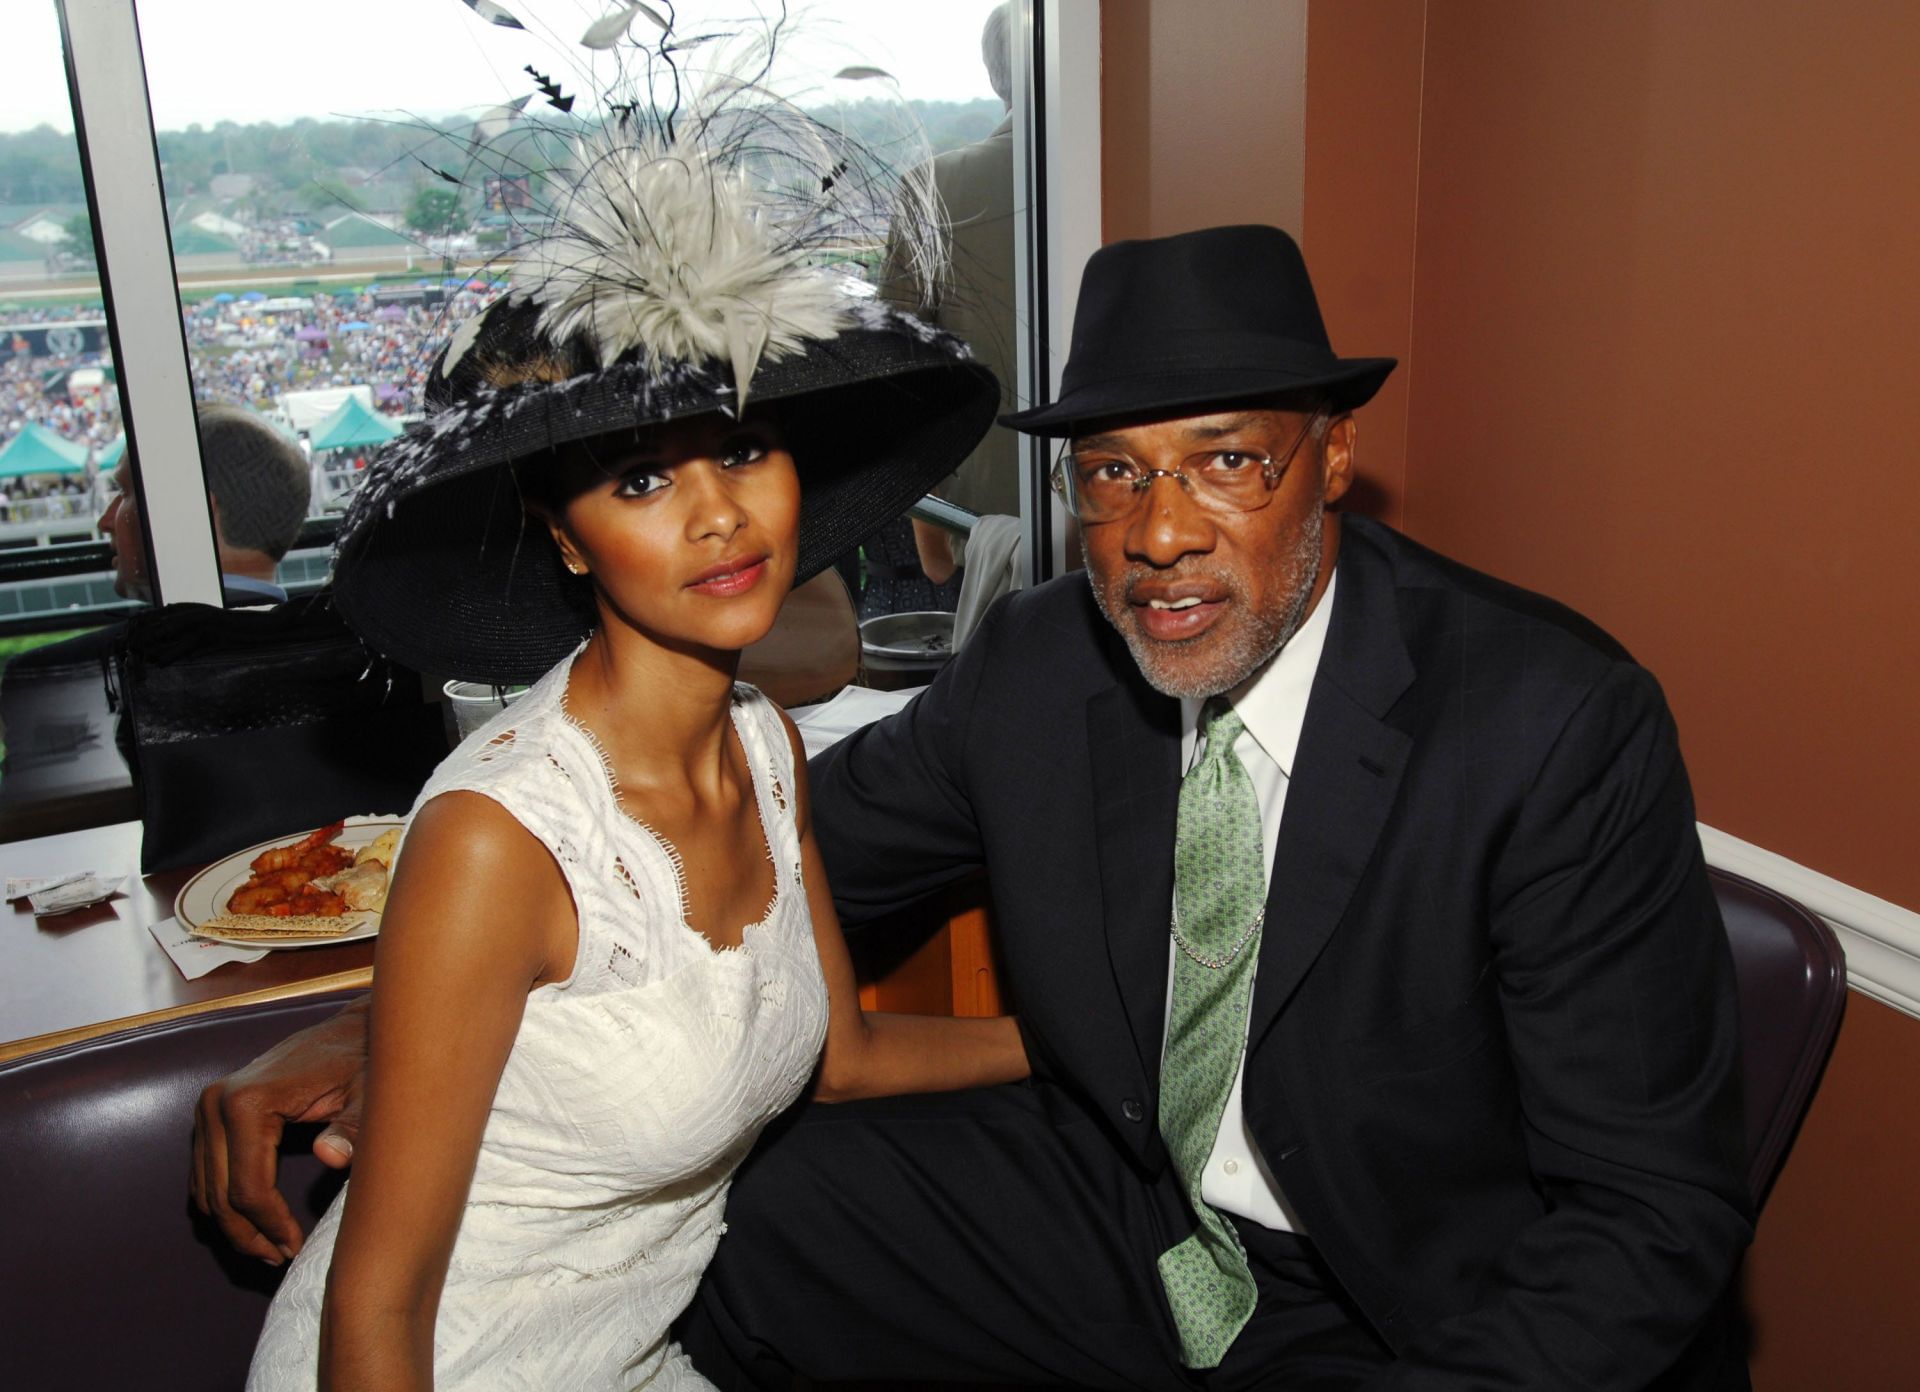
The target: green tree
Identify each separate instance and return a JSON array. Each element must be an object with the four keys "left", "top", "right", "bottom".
[
  {"left": 405, "top": 186, "right": 464, "bottom": 237},
  {"left": 61, "top": 214, "right": 97, "bottom": 265}
]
